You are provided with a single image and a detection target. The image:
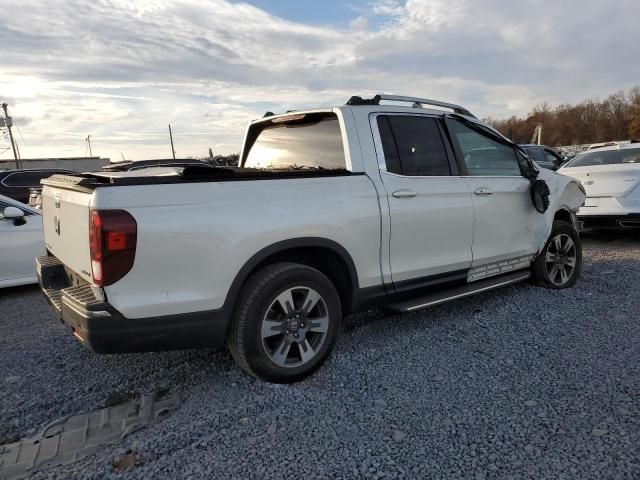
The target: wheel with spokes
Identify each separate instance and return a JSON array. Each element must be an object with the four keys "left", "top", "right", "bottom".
[
  {"left": 532, "top": 220, "right": 582, "bottom": 289},
  {"left": 228, "top": 262, "right": 341, "bottom": 383}
]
